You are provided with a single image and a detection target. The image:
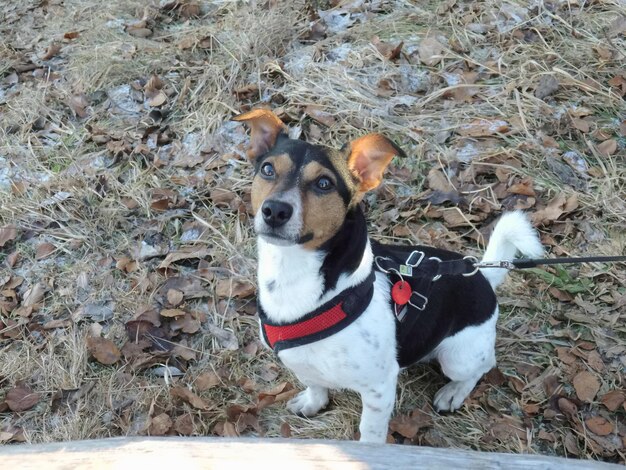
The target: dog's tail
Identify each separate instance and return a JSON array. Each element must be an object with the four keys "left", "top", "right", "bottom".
[{"left": 480, "top": 211, "right": 543, "bottom": 289}]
